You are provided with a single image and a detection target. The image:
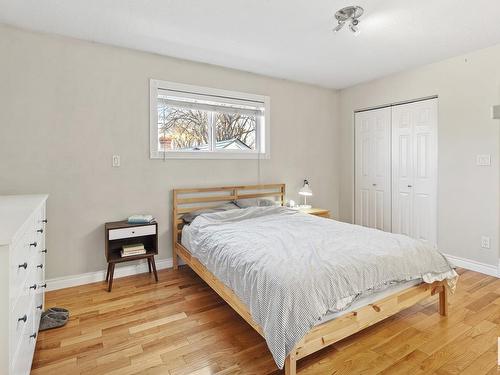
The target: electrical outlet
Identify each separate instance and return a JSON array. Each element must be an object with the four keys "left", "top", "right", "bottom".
[
  {"left": 112, "top": 155, "right": 120, "bottom": 167},
  {"left": 476, "top": 154, "right": 491, "bottom": 166},
  {"left": 481, "top": 236, "right": 490, "bottom": 249}
]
